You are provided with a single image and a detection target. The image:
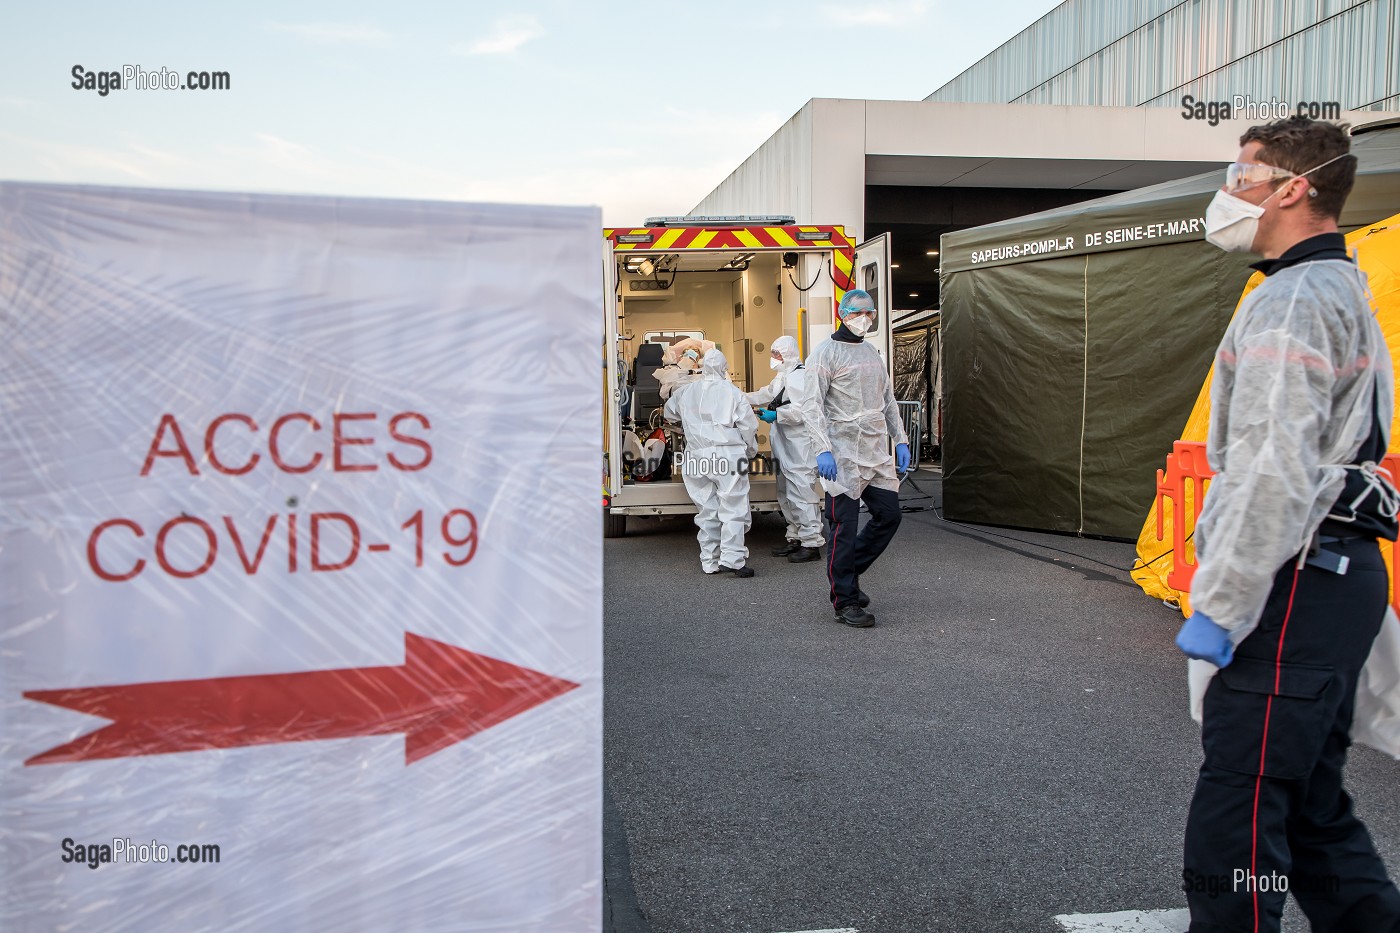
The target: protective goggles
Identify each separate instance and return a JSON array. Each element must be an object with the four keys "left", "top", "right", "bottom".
[
  {"left": 1223, "top": 161, "right": 1296, "bottom": 193},
  {"left": 1222, "top": 151, "right": 1356, "bottom": 195}
]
